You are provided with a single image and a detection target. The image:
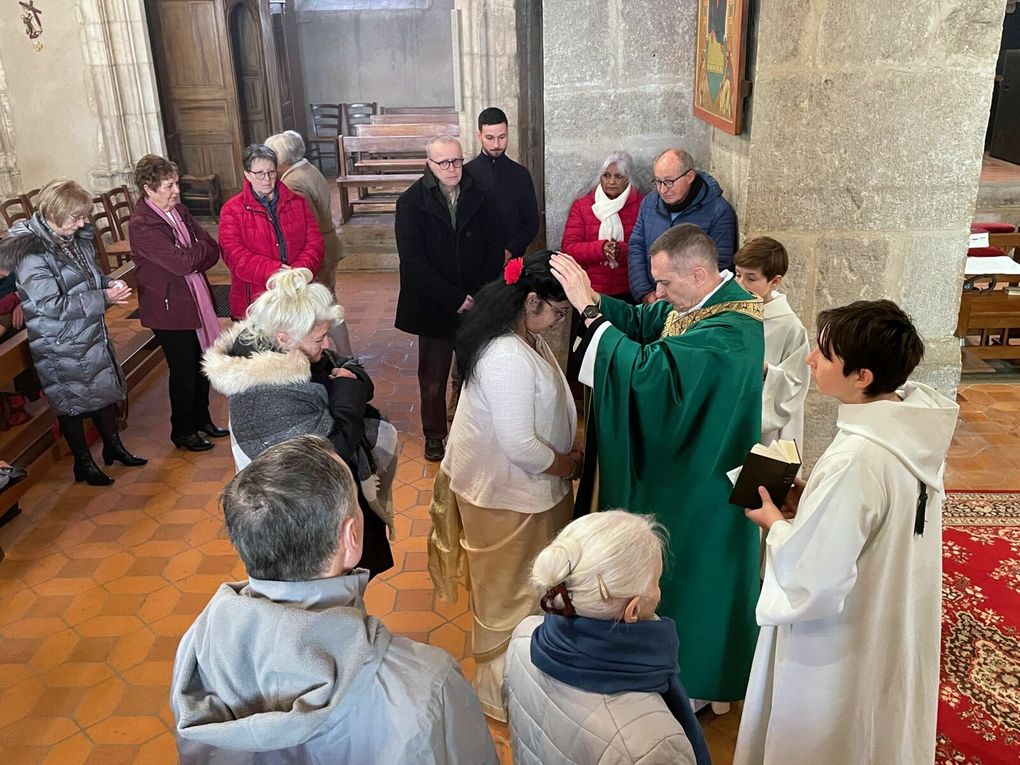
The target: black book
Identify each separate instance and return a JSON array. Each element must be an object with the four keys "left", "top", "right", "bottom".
[{"left": 729, "top": 440, "right": 801, "bottom": 509}]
